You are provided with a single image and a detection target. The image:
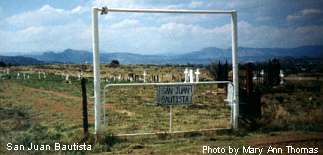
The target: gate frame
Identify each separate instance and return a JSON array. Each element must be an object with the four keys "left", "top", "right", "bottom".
[{"left": 91, "top": 7, "right": 239, "bottom": 135}]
